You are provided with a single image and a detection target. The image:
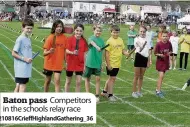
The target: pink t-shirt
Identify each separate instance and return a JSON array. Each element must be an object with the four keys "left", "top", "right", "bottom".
[{"left": 154, "top": 41, "right": 172, "bottom": 72}]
